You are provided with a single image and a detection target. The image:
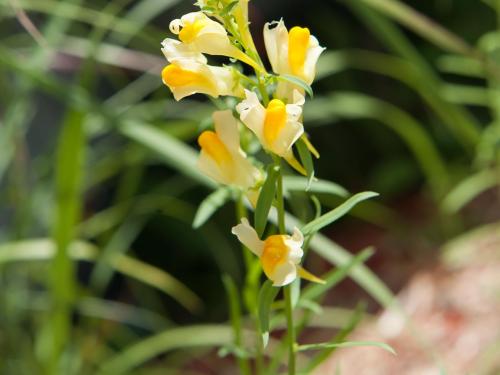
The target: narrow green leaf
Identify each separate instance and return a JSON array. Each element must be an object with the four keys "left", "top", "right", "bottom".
[
  {"left": 296, "top": 139, "right": 315, "bottom": 189},
  {"left": 258, "top": 281, "right": 280, "bottom": 348},
  {"left": 276, "top": 74, "right": 313, "bottom": 98},
  {"left": 297, "top": 340, "right": 396, "bottom": 355},
  {"left": 301, "top": 192, "right": 379, "bottom": 236},
  {"left": 193, "top": 187, "right": 231, "bottom": 228},
  {"left": 254, "top": 165, "right": 279, "bottom": 237},
  {"left": 283, "top": 176, "right": 349, "bottom": 197}
]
